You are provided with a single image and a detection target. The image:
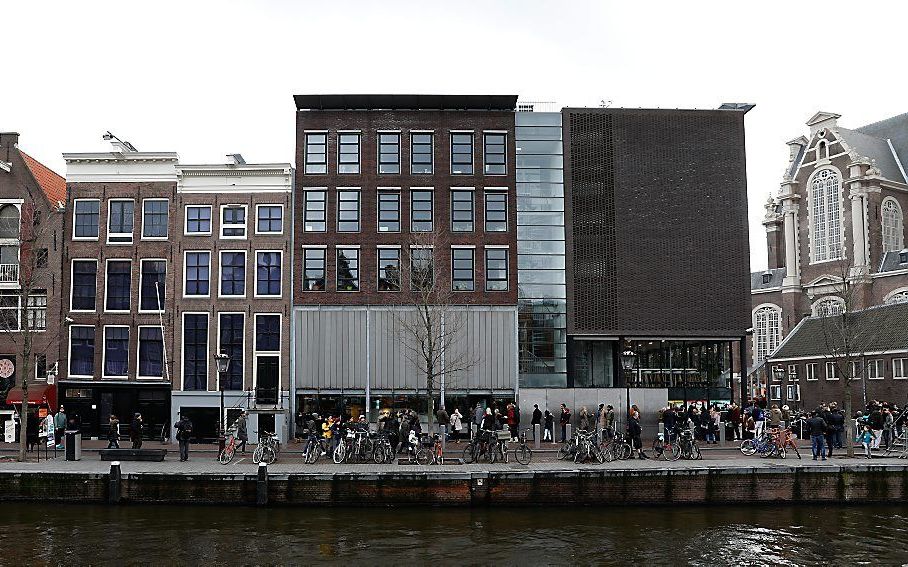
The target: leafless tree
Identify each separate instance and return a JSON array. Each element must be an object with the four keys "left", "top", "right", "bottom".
[{"left": 392, "top": 229, "right": 479, "bottom": 432}]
